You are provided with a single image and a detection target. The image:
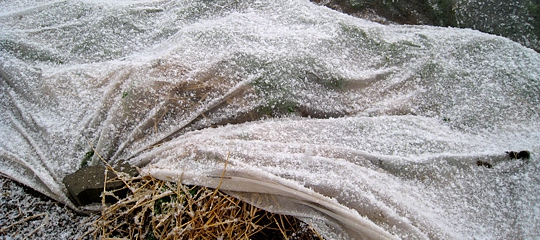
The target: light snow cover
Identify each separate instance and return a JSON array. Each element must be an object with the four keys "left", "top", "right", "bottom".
[{"left": 1, "top": 0, "right": 539, "bottom": 239}]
